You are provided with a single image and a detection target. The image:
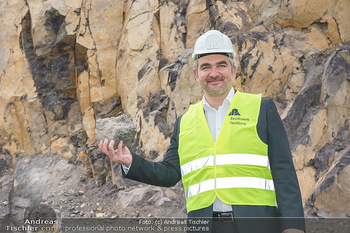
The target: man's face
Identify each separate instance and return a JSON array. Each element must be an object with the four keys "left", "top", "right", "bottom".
[{"left": 194, "top": 54, "right": 236, "bottom": 97}]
